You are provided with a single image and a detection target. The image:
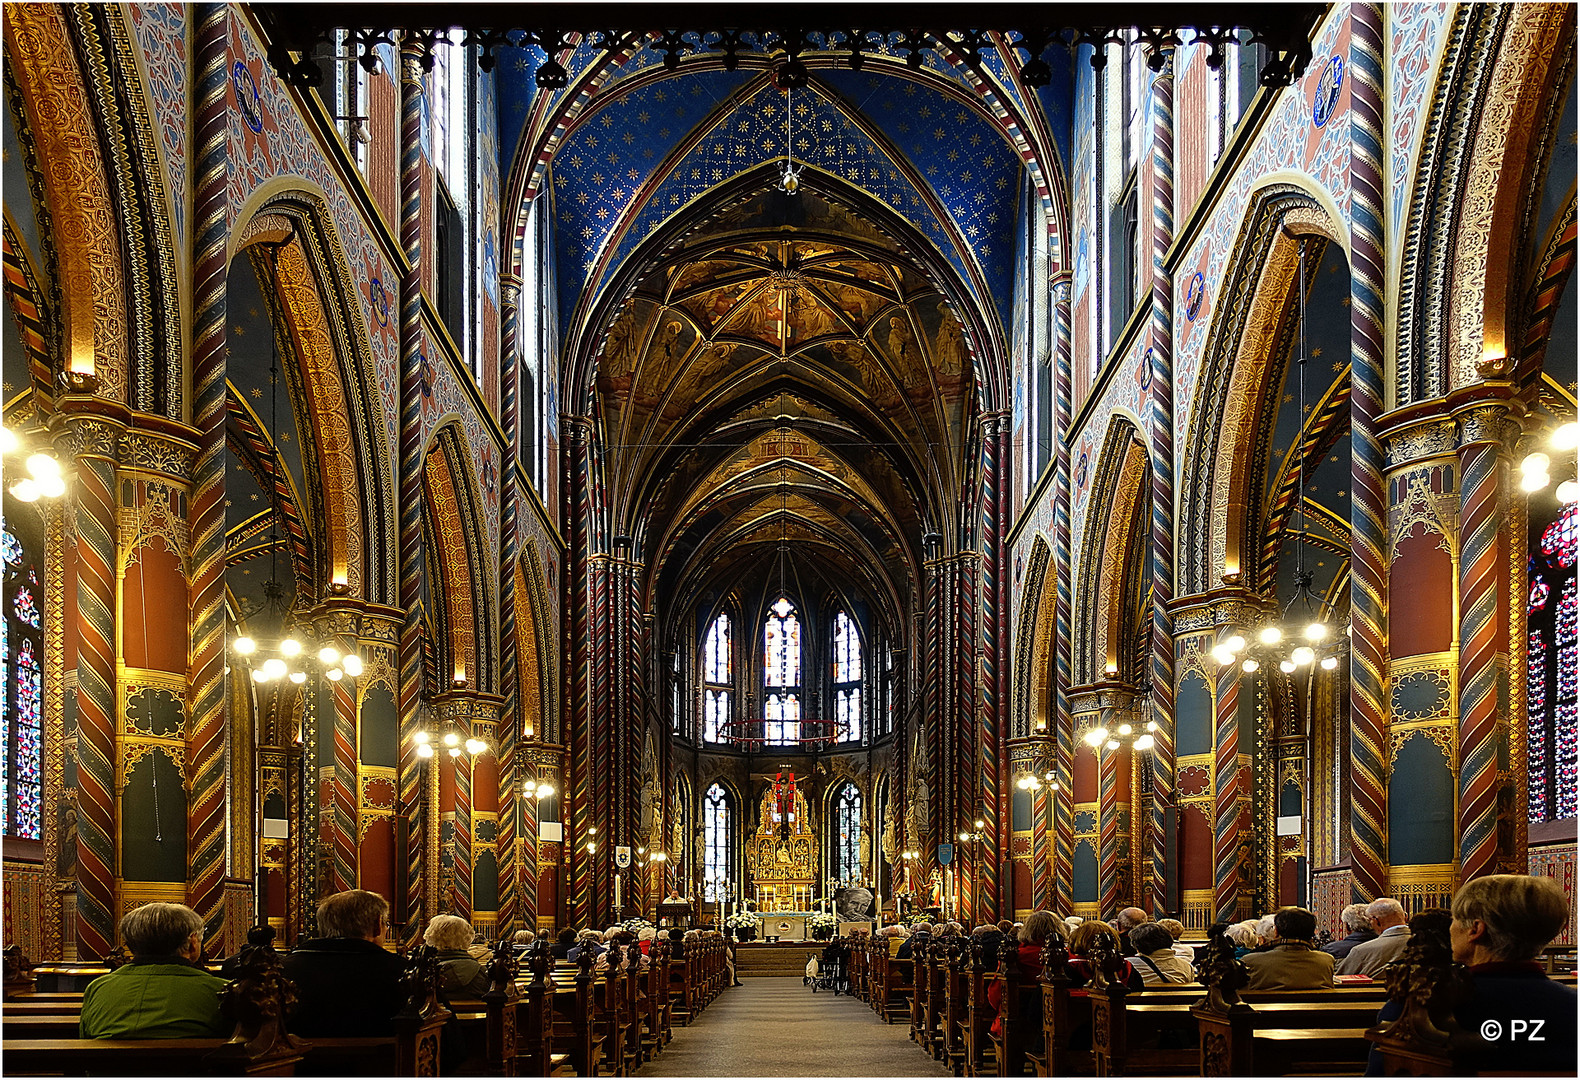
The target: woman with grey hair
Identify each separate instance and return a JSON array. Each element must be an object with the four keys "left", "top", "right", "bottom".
[
  {"left": 1321, "top": 903, "right": 1377, "bottom": 959},
  {"left": 425, "top": 914, "right": 492, "bottom": 999},
  {"left": 79, "top": 903, "right": 230, "bottom": 1039}
]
